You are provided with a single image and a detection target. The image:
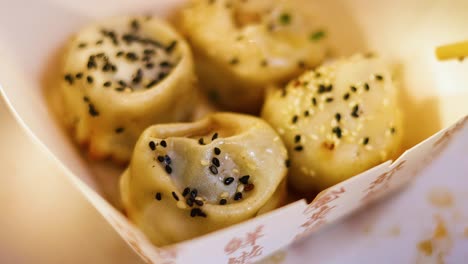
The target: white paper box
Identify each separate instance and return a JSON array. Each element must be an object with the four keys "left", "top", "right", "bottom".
[{"left": 0, "top": 0, "right": 467, "bottom": 263}]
